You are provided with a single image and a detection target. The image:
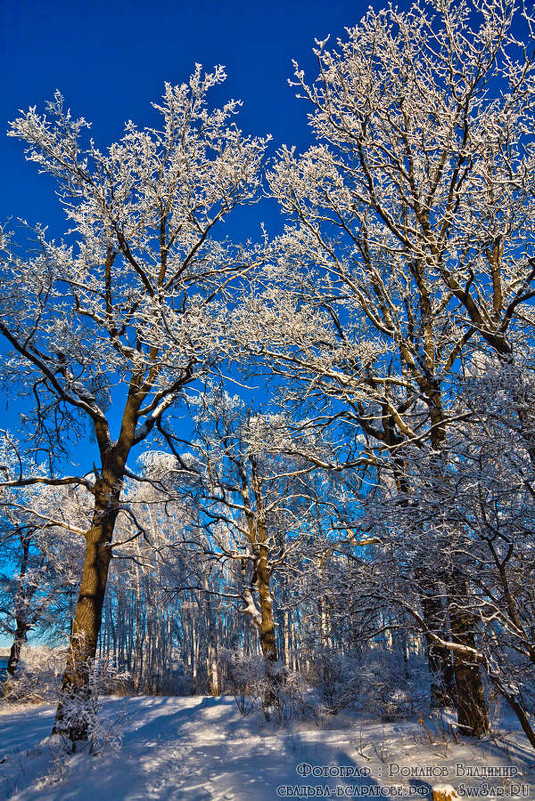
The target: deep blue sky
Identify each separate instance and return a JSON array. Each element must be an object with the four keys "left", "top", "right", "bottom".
[
  {"left": 0, "top": 0, "right": 377, "bottom": 431},
  {"left": 0, "top": 0, "right": 387, "bottom": 470},
  {"left": 0, "top": 0, "right": 375, "bottom": 235}
]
